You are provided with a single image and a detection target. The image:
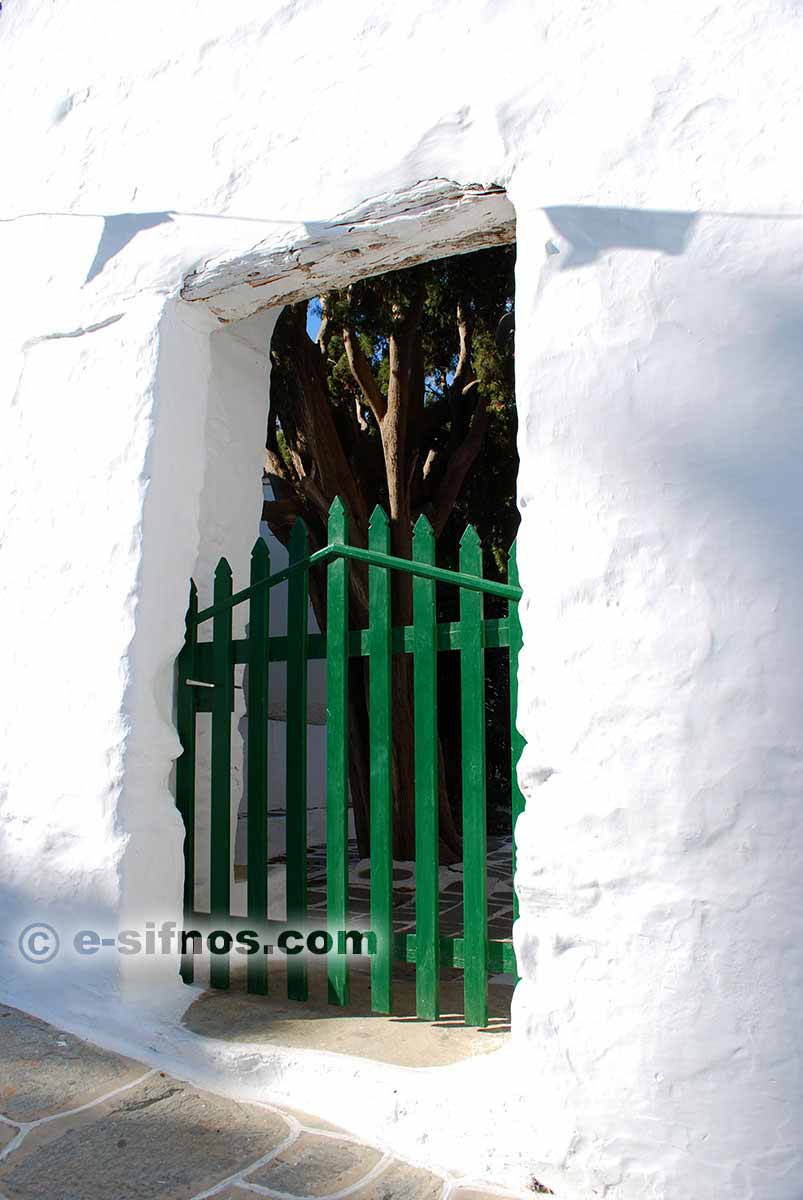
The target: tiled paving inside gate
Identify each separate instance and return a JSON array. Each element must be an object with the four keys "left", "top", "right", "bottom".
[
  {"left": 232, "top": 836, "right": 516, "bottom": 949},
  {"left": 298, "top": 836, "right": 516, "bottom": 946},
  {"left": 0, "top": 1005, "right": 526, "bottom": 1199}
]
